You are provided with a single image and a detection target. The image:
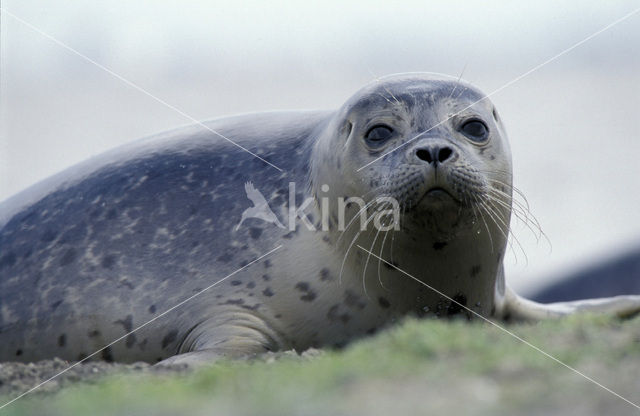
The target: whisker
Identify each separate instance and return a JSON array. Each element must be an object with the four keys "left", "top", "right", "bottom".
[
  {"left": 481, "top": 196, "right": 529, "bottom": 265},
  {"left": 486, "top": 188, "right": 549, "bottom": 248},
  {"left": 336, "top": 198, "right": 380, "bottom": 245},
  {"left": 471, "top": 194, "right": 495, "bottom": 252},
  {"left": 368, "top": 69, "right": 402, "bottom": 105},
  {"left": 362, "top": 225, "right": 383, "bottom": 299},
  {"left": 377, "top": 220, "right": 392, "bottom": 291},
  {"left": 339, "top": 230, "right": 360, "bottom": 286},
  {"left": 447, "top": 63, "right": 467, "bottom": 99},
  {"left": 338, "top": 201, "right": 388, "bottom": 287},
  {"left": 486, "top": 189, "right": 545, "bottom": 243}
]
